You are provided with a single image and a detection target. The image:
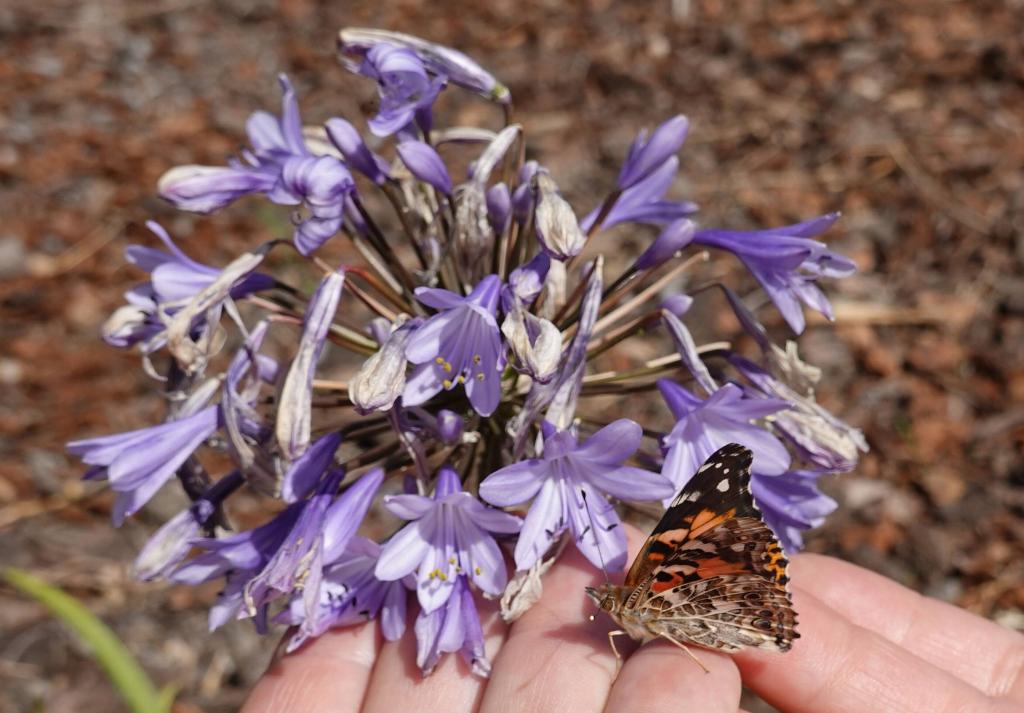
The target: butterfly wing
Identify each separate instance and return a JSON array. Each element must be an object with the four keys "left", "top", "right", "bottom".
[{"left": 623, "top": 443, "right": 798, "bottom": 652}]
